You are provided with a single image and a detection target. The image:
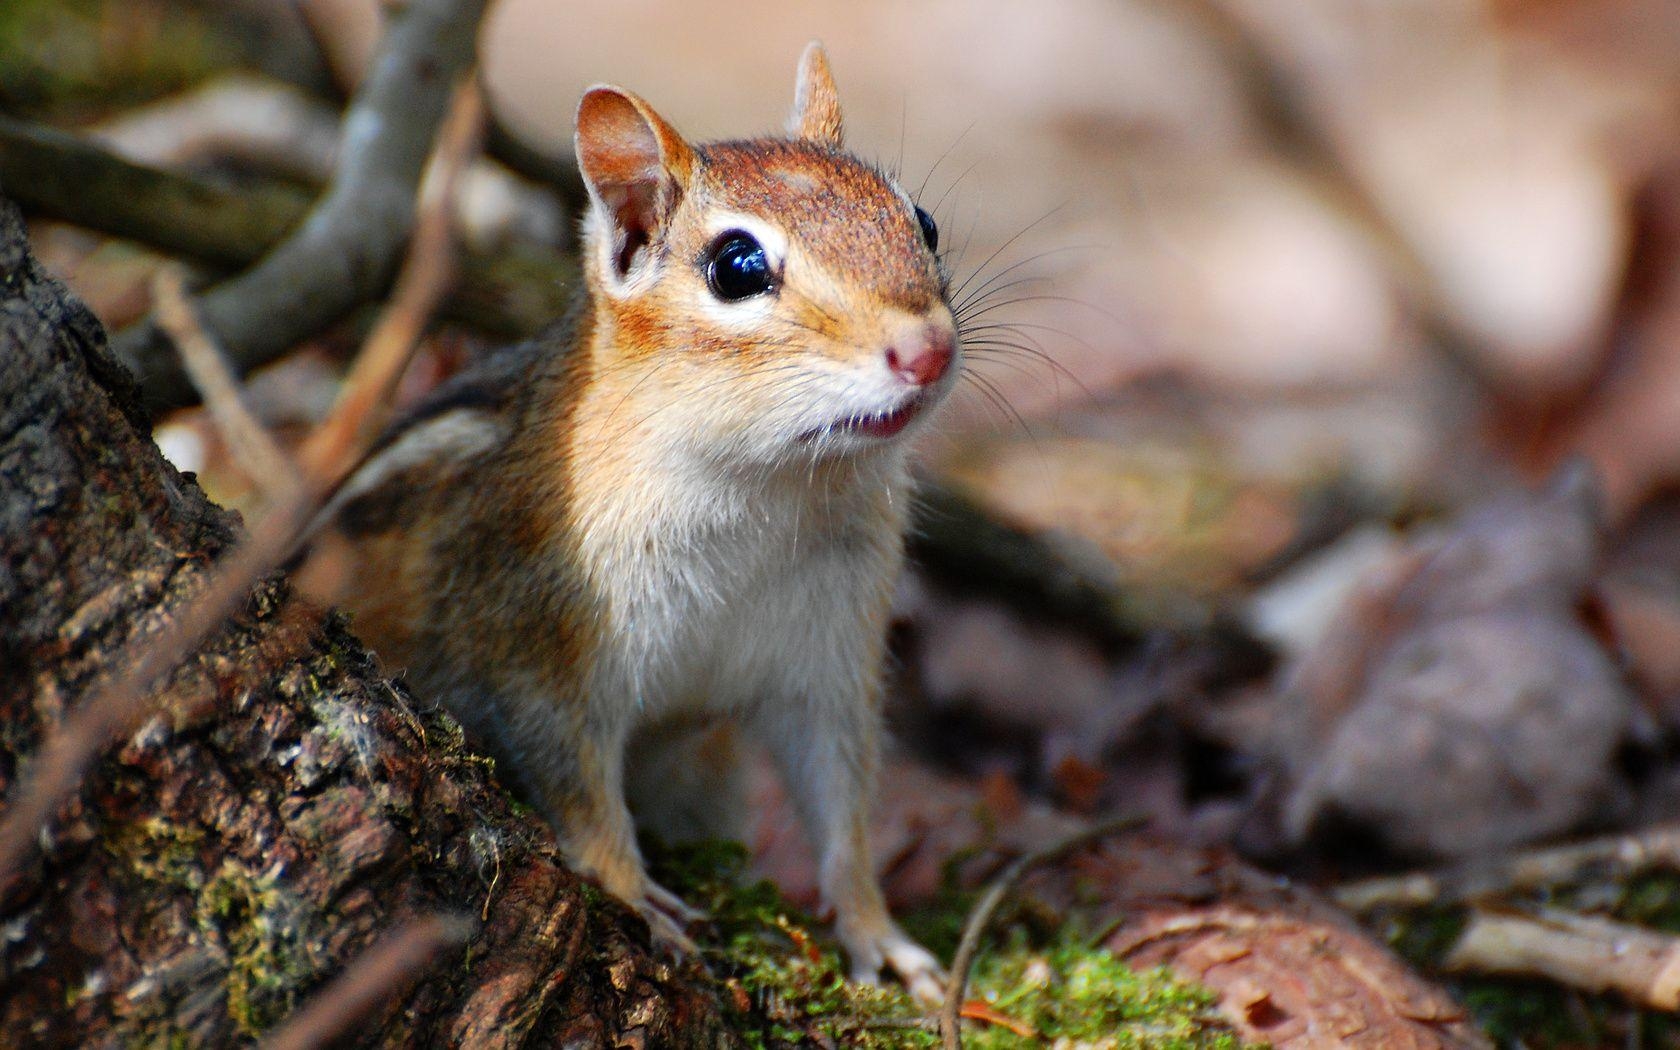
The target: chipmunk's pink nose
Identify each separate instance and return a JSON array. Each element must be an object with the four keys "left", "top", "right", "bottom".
[{"left": 885, "top": 326, "right": 955, "bottom": 387}]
